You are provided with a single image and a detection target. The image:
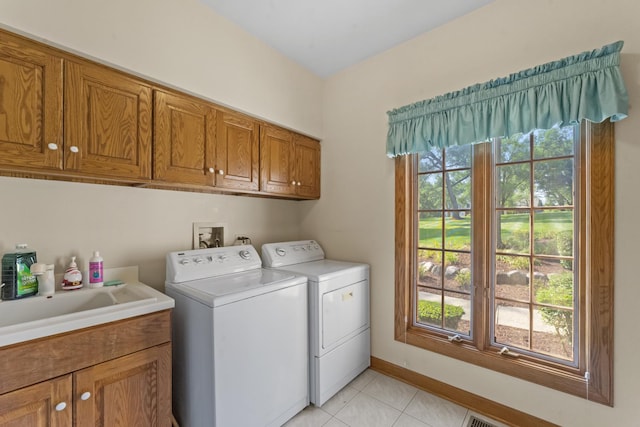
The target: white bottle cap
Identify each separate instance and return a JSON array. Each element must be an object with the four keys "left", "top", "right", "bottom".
[{"left": 93, "top": 251, "right": 100, "bottom": 257}]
